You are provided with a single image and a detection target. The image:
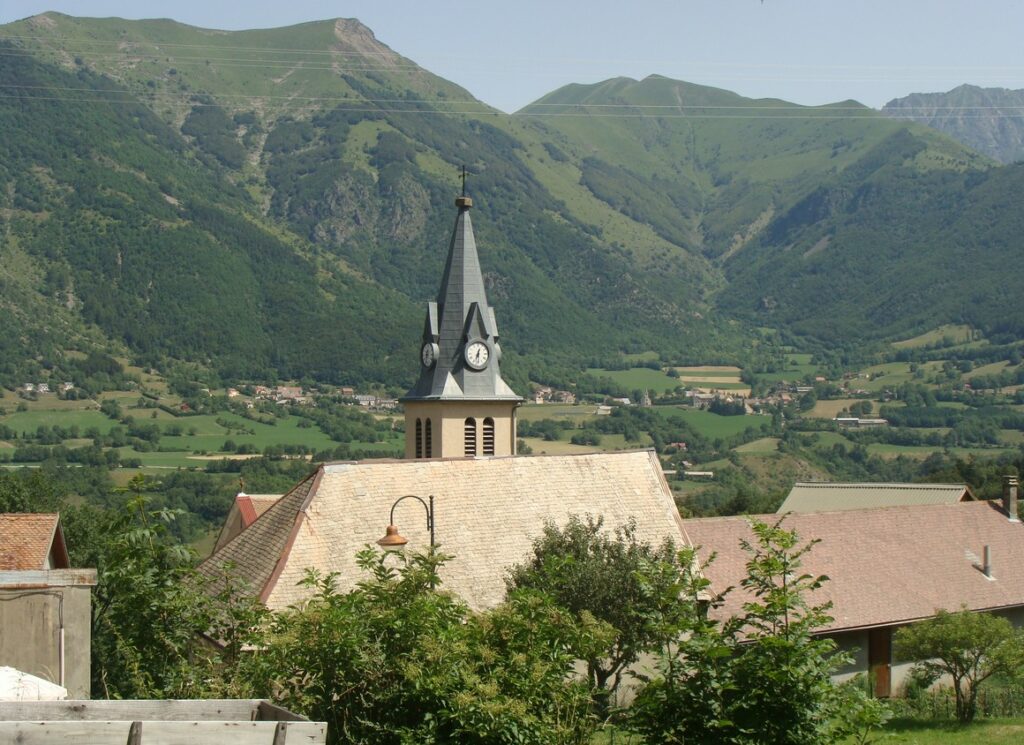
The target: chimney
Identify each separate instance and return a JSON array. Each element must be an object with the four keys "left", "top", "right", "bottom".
[
  {"left": 1002, "top": 476, "right": 1020, "bottom": 522},
  {"left": 983, "top": 545, "right": 992, "bottom": 579}
]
